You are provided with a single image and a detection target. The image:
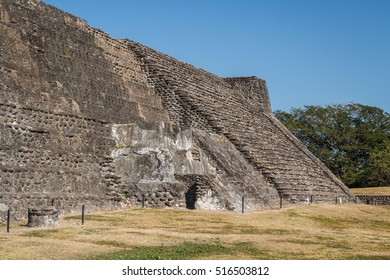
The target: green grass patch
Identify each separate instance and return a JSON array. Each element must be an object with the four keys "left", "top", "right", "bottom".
[
  {"left": 89, "top": 241, "right": 268, "bottom": 260},
  {"left": 90, "top": 242, "right": 229, "bottom": 260},
  {"left": 233, "top": 242, "right": 268, "bottom": 256}
]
